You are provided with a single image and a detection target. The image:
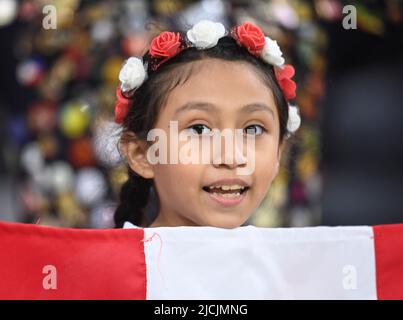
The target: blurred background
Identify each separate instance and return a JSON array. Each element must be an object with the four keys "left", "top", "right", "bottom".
[{"left": 0, "top": 0, "right": 402, "bottom": 228}]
